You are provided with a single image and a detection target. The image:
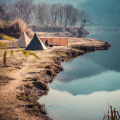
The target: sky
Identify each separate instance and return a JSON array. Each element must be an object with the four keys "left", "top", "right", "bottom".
[
  {"left": 0, "top": 0, "right": 87, "bottom": 5},
  {"left": 34, "top": 0, "right": 87, "bottom": 6},
  {"left": 77, "top": 0, "right": 120, "bottom": 26},
  {"left": 0, "top": 0, "right": 120, "bottom": 26}
]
